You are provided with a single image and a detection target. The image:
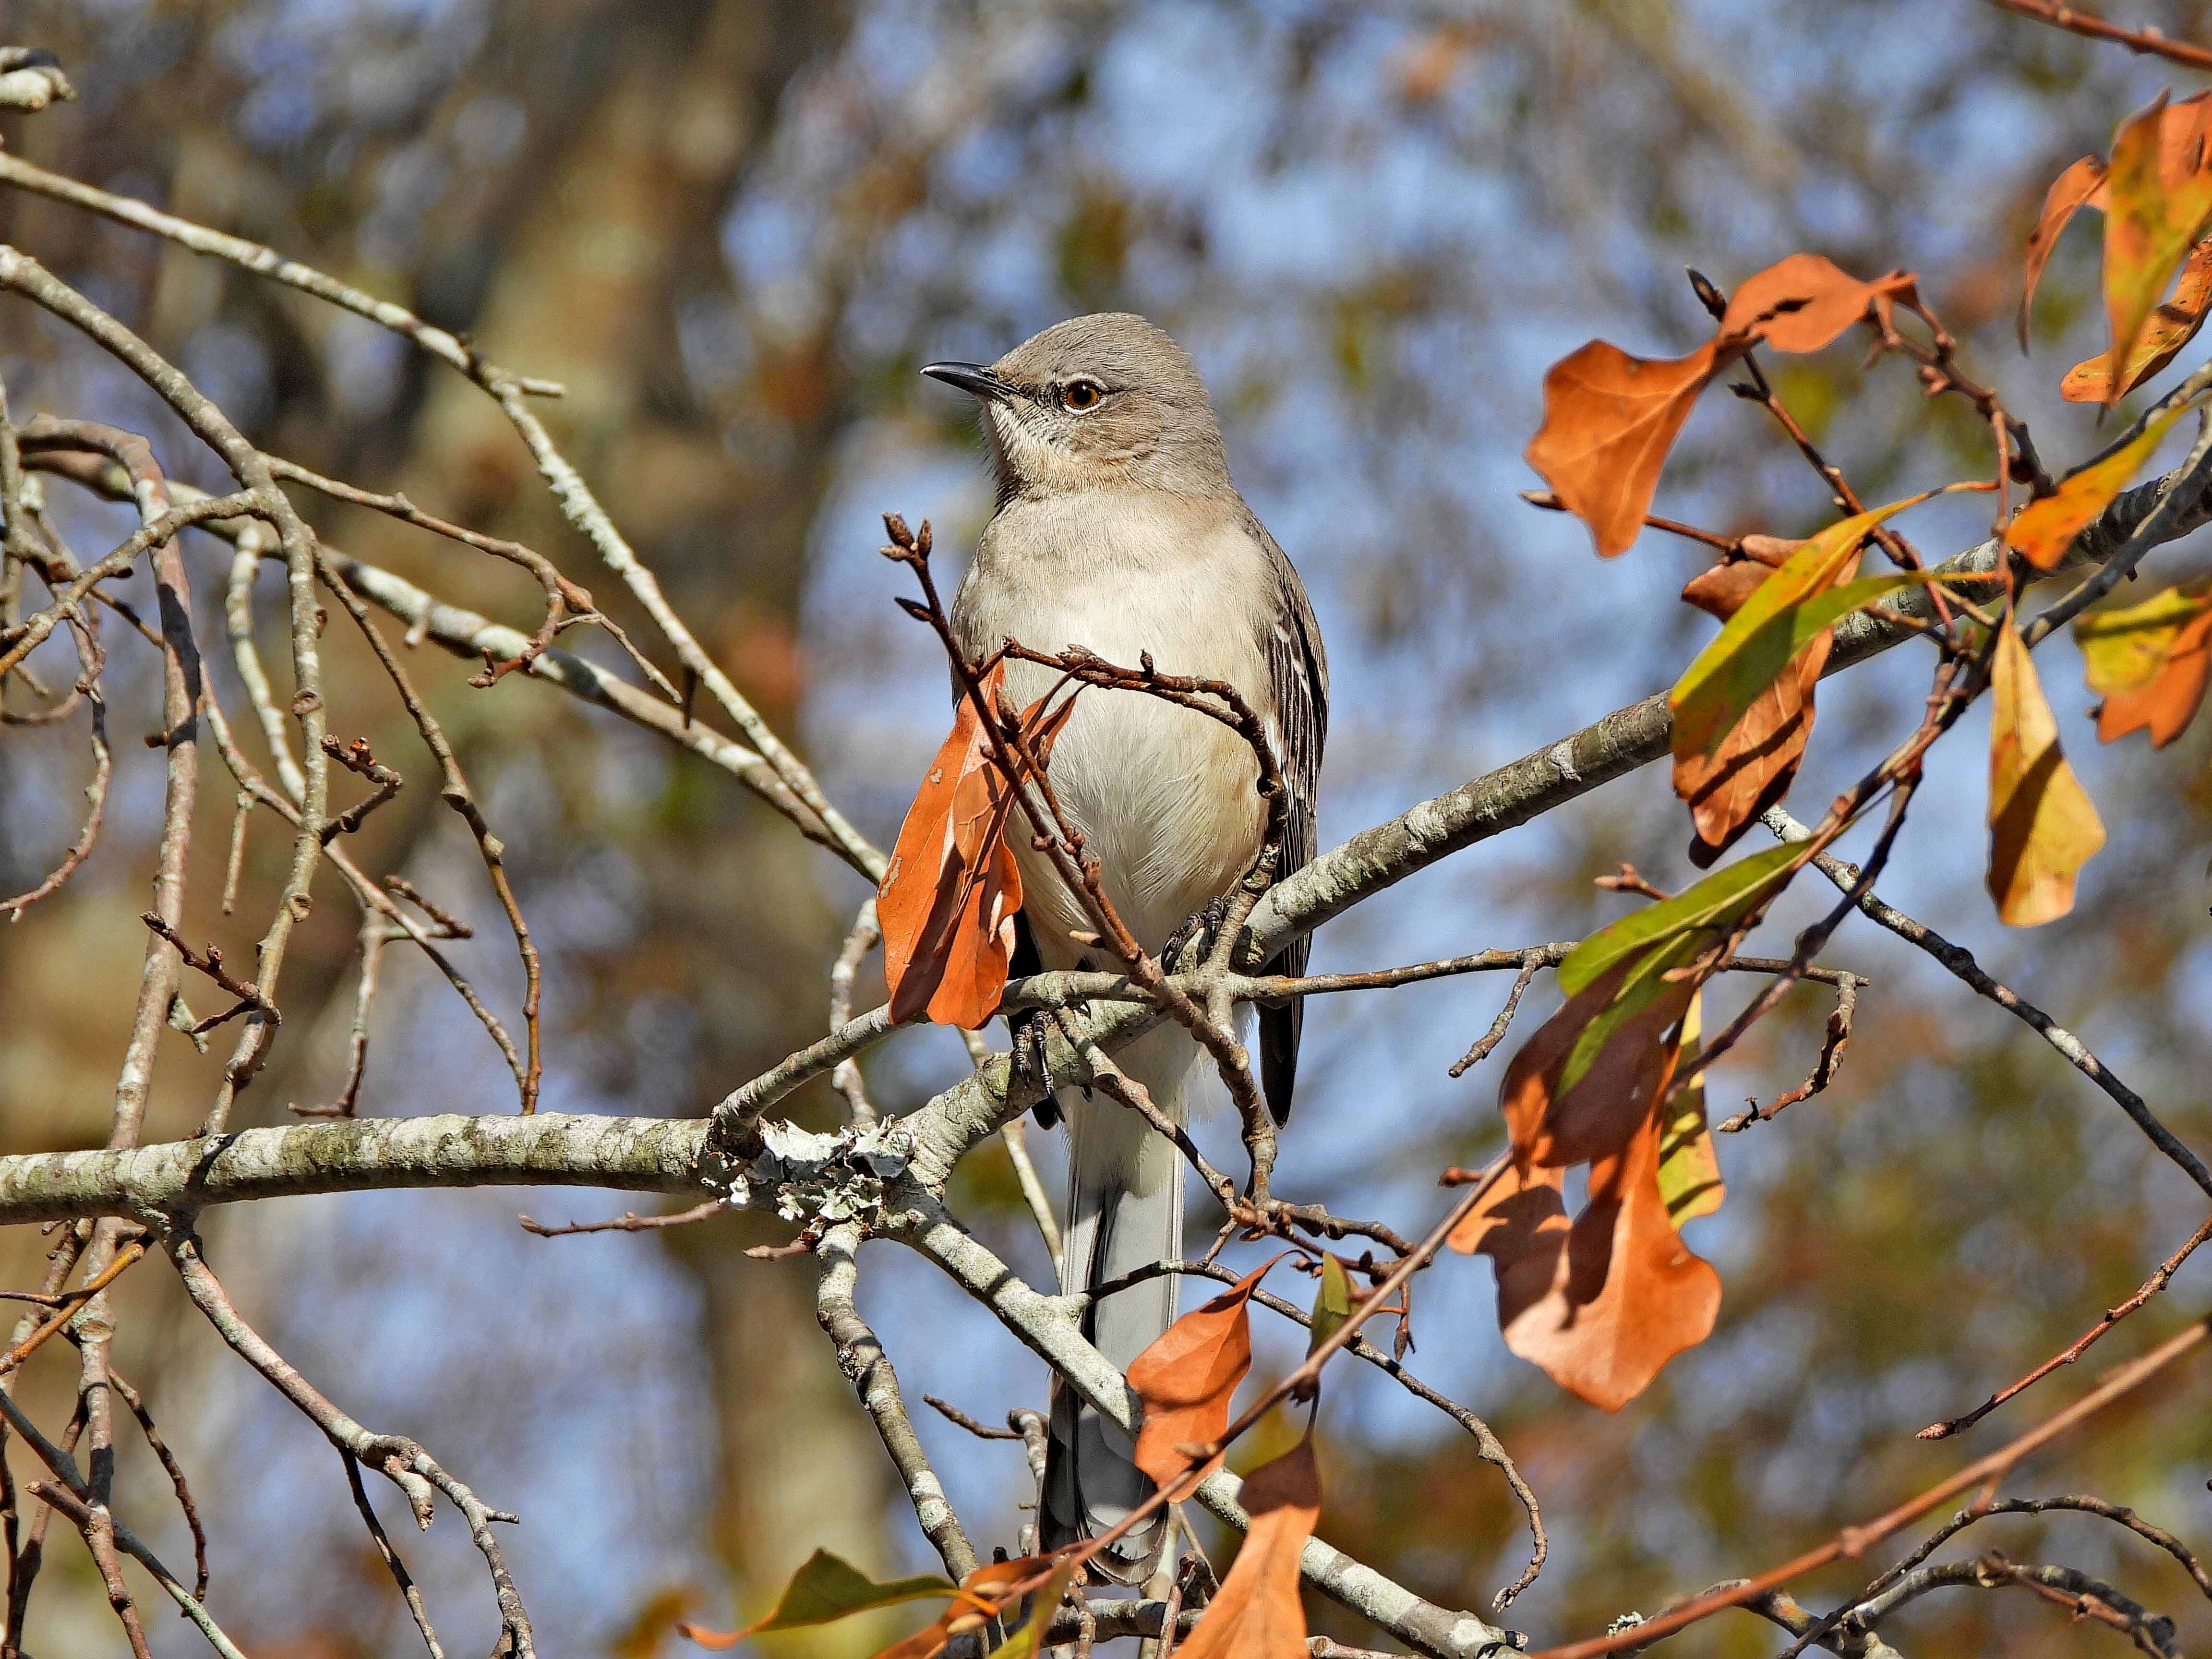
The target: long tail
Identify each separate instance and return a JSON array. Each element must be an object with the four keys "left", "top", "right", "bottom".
[{"left": 1040, "top": 1025, "right": 1199, "bottom": 1582}]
